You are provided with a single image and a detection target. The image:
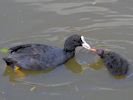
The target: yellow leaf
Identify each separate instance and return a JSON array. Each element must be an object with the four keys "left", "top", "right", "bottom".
[
  {"left": 0, "top": 48, "right": 9, "bottom": 54},
  {"left": 14, "top": 66, "right": 20, "bottom": 71}
]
